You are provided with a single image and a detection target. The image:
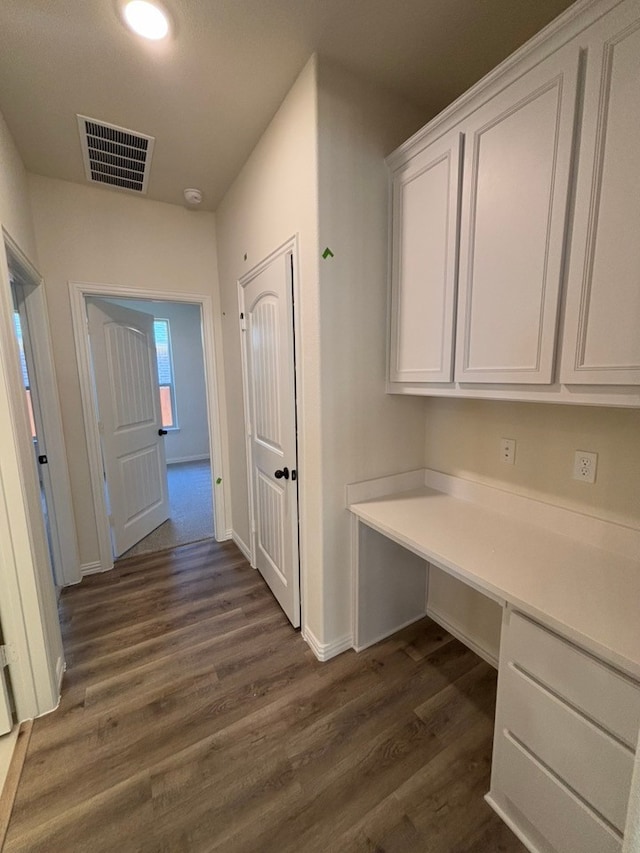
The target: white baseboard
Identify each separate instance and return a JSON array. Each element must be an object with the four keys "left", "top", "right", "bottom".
[
  {"left": 56, "top": 657, "right": 65, "bottom": 693},
  {"left": 167, "top": 455, "right": 211, "bottom": 465},
  {"left": 427, "top": 604, "right": 498, "bottom": 669},
  {"left": 304, "top": 627, "right": 352, "bottom": 662},
  {"left": 231, "top": 531, "right": 252, "bottom": 562},
  {"left": 0, "top": 726, "right": 20, "bottom": 800},
  {"left": 80, "top": 560, "right": 110, "bottom": 576}
]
